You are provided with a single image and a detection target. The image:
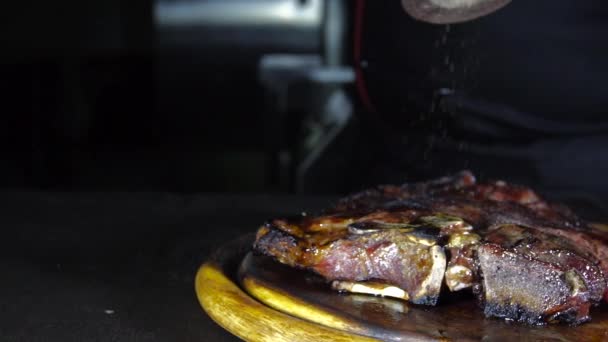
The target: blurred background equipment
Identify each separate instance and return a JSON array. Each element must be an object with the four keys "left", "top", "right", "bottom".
[
  {"left": 0, "top": 0, "right": 353, "bottom": 193},
  {"left": 1, "top": 0, "right": 608, "bottom": 203}
]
